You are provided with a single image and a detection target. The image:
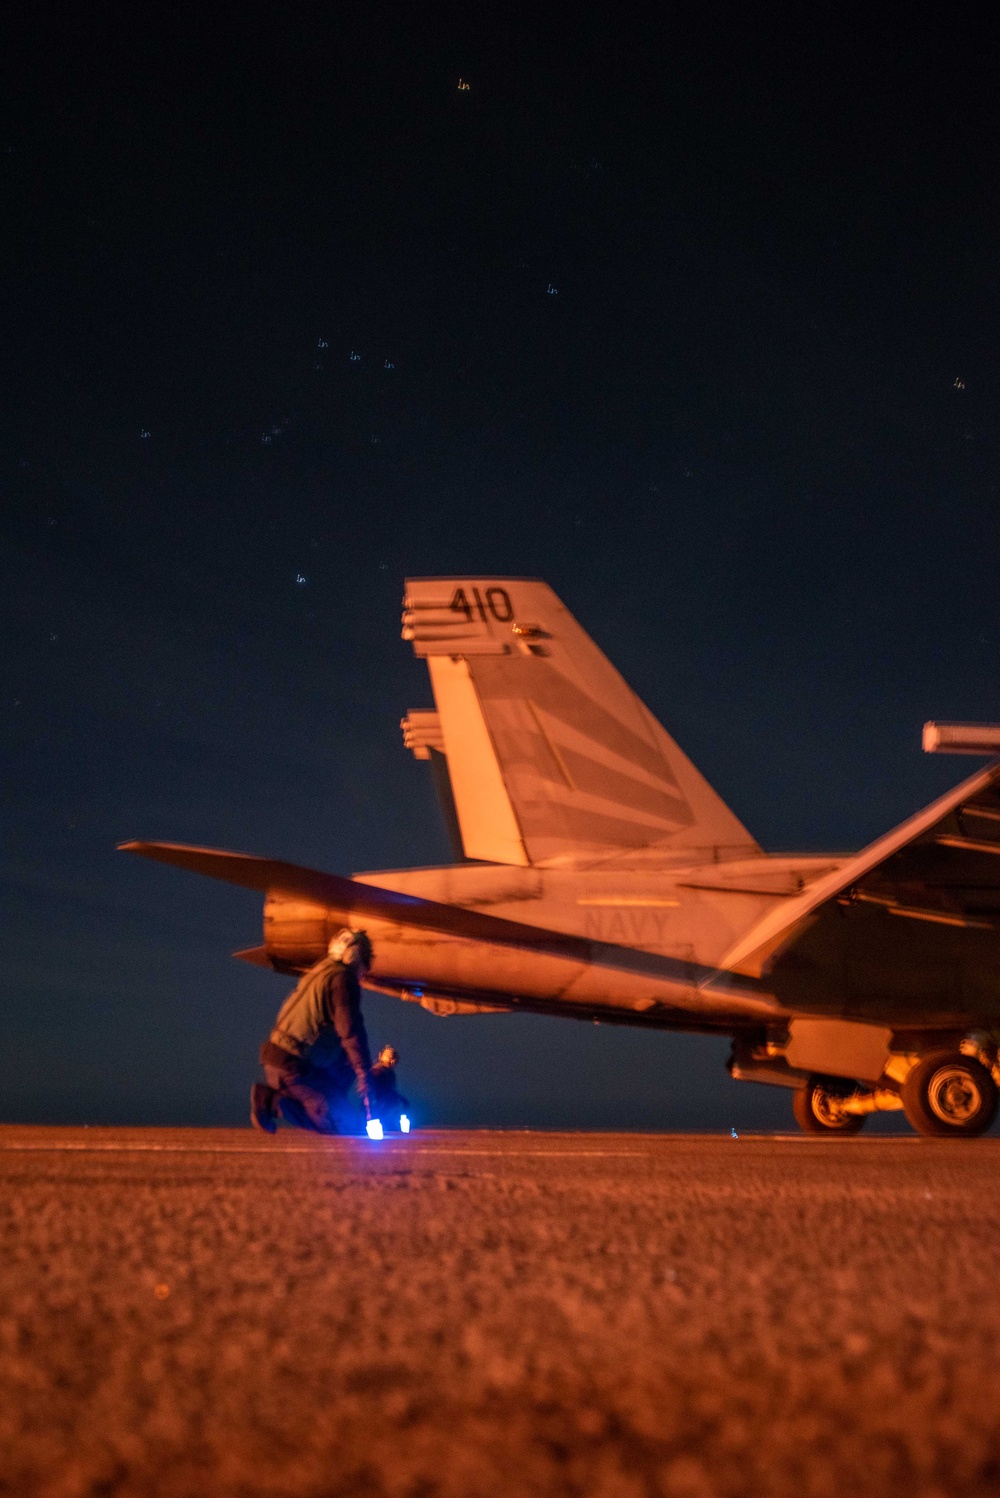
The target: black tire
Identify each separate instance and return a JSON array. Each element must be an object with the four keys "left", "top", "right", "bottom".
[
  {"left": 792, "top": 1076, "right": 867, "bottom": 1134},
  {"left": 902, "top": 1051, "right": 998, "bottom": 1137}
]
